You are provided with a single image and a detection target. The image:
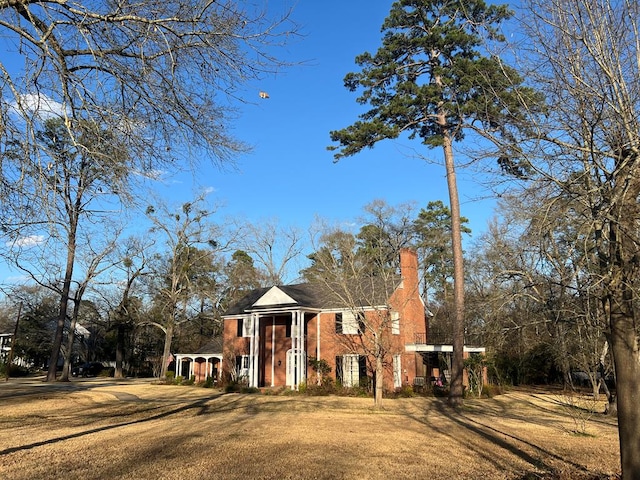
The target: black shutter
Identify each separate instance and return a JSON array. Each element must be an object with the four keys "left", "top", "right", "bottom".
[
  {"left": 335, "top": 313, "right": 343, "bottom": 334},
  {"left": 336, "top": 356, "right": 343, "bottom": 384},
  {"left": 237, "top": 318, "right": 243, "bottom": 337},
  {"left": 358, "top": 356, "right": 367, "bottom": 385}
]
